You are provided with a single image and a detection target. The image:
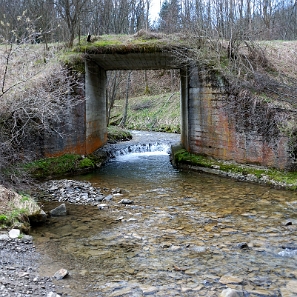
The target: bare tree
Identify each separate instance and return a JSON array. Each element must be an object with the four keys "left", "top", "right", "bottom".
[
  {"left": 107, "top": 71, "right": 122, "bottom": 125},
  {"left": 55, "top": 0, "right": 88, "bottom": 46},
  {"left": 119, "top": 71, "right": 132, "bottom": 128}
]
